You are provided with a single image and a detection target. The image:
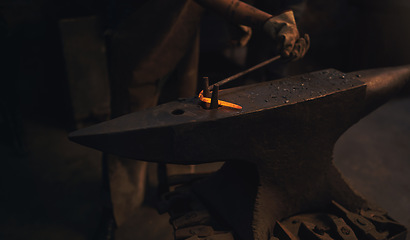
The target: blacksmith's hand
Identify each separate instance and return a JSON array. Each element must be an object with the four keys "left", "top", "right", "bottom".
[{"left": 263, "top": 10, "right": 310, "bottom": 60}]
